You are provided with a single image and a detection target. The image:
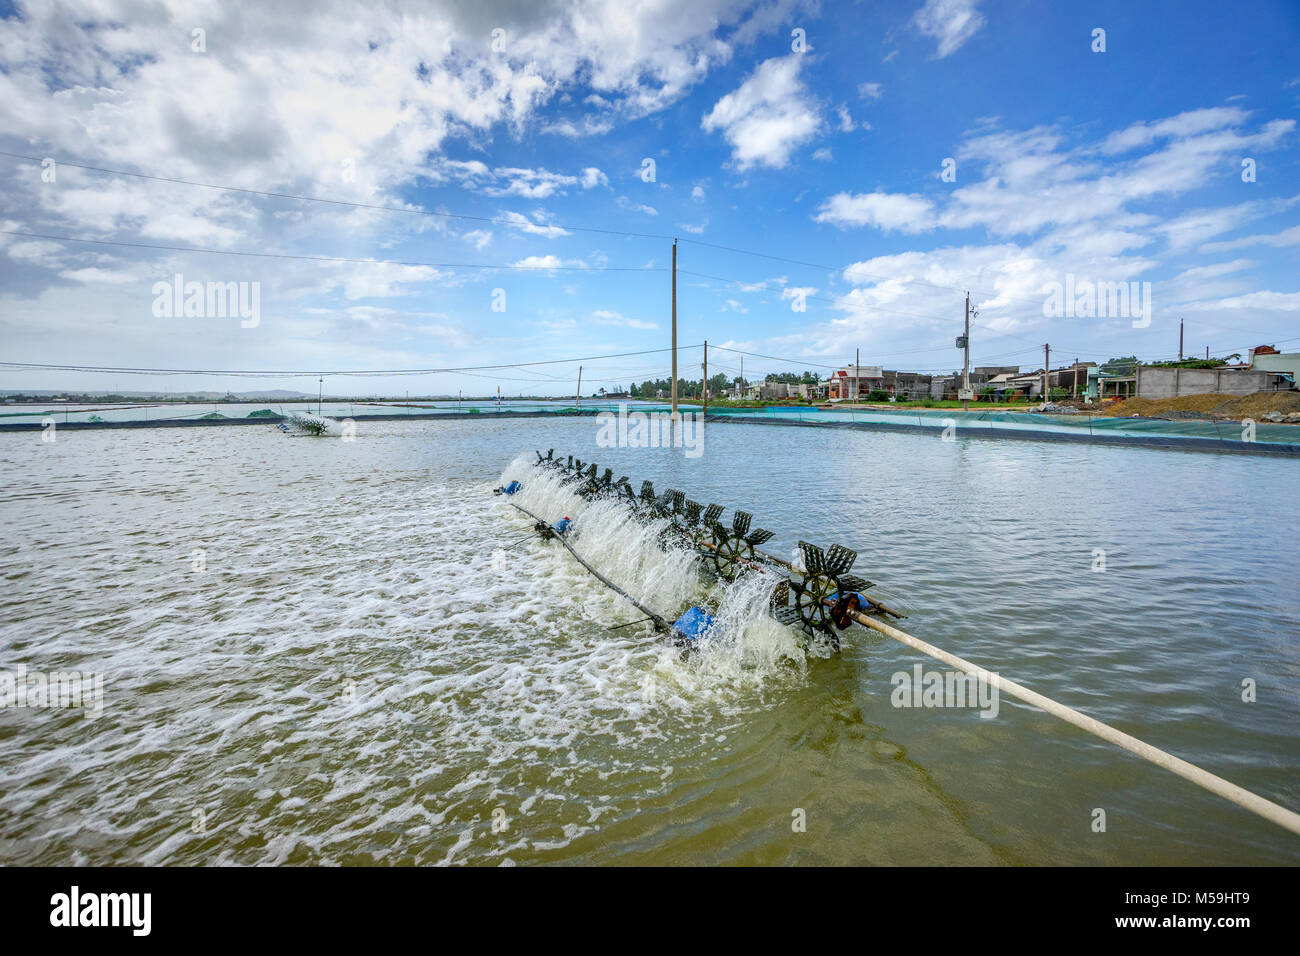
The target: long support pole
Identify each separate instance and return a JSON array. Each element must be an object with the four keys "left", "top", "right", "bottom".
[
  {"left": 575, "top": 366, "right": 582, "bottom": 407},
  {"left": 701, "top": 533, "right": 1300, "bottom": 835},
  {"left": 702, "top": 340, "right": 708, "bottom": 415},
  {"left": 844, "top": 605, "right": 1300, "bottom": 837},
  {"left": 670, "top": 238, "right": 678, "bottom": 416}
]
